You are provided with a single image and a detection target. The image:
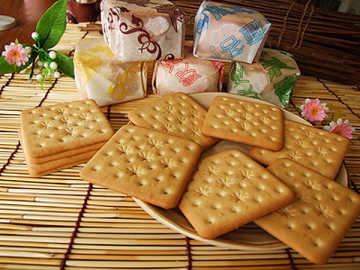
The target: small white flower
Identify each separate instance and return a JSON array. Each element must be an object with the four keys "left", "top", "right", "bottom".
[
  {"left": 49, "top": 61, "right": 58, "bottom": 70},
  {"left": 25, "top": 46, "right": 32, "bottom": 55},
  {"left": 31, "top": 32, "right": 39, "bottom": 40},
  {"left": 36, "top": 74, "right": 43, "bottom": 82},
  {"left": 37, "top": 60, "right": 43, "bottom": 67},
  {"left": 49, "top": 51, "right": 57, "bottom": 60},
  {"left": 43, "top": 62, "right": 48, "bottom": 69},
  {"left": 34, "top": 68, "right": 41, "bottom": 74},
  {"left": 54, "top": 71, "right": 61, "bottom": 79}
]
